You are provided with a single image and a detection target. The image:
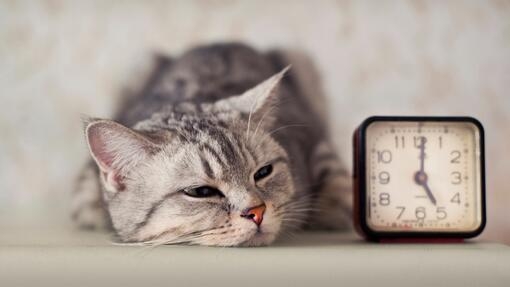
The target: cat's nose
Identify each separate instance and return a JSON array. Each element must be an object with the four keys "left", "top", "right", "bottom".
[{"left": 240, "top": 204, "right": 266, "bottom": 226}]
